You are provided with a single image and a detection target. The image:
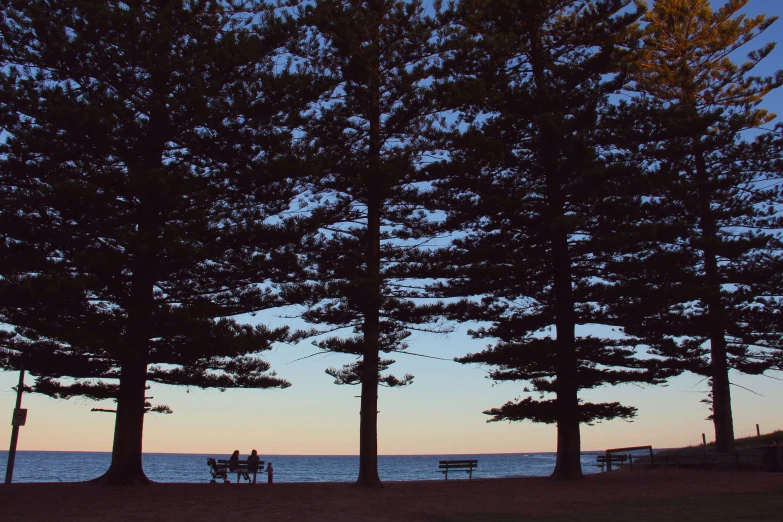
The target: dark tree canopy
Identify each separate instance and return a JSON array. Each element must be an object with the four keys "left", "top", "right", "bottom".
[
  {"left": 607, "top": 0, "right": 783, "bottom": 453},
  {"left": 427, "top": 0, "right": 677, "bottom": 480},
  {"left": 290, "top": 0, "right": 448, "bottom": 487},
  {"left": 0, "top": 0, "right": 780, "bottom": 486},
  {"left": 0, "top": 0, "right": 315, "bottom": 483}
]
